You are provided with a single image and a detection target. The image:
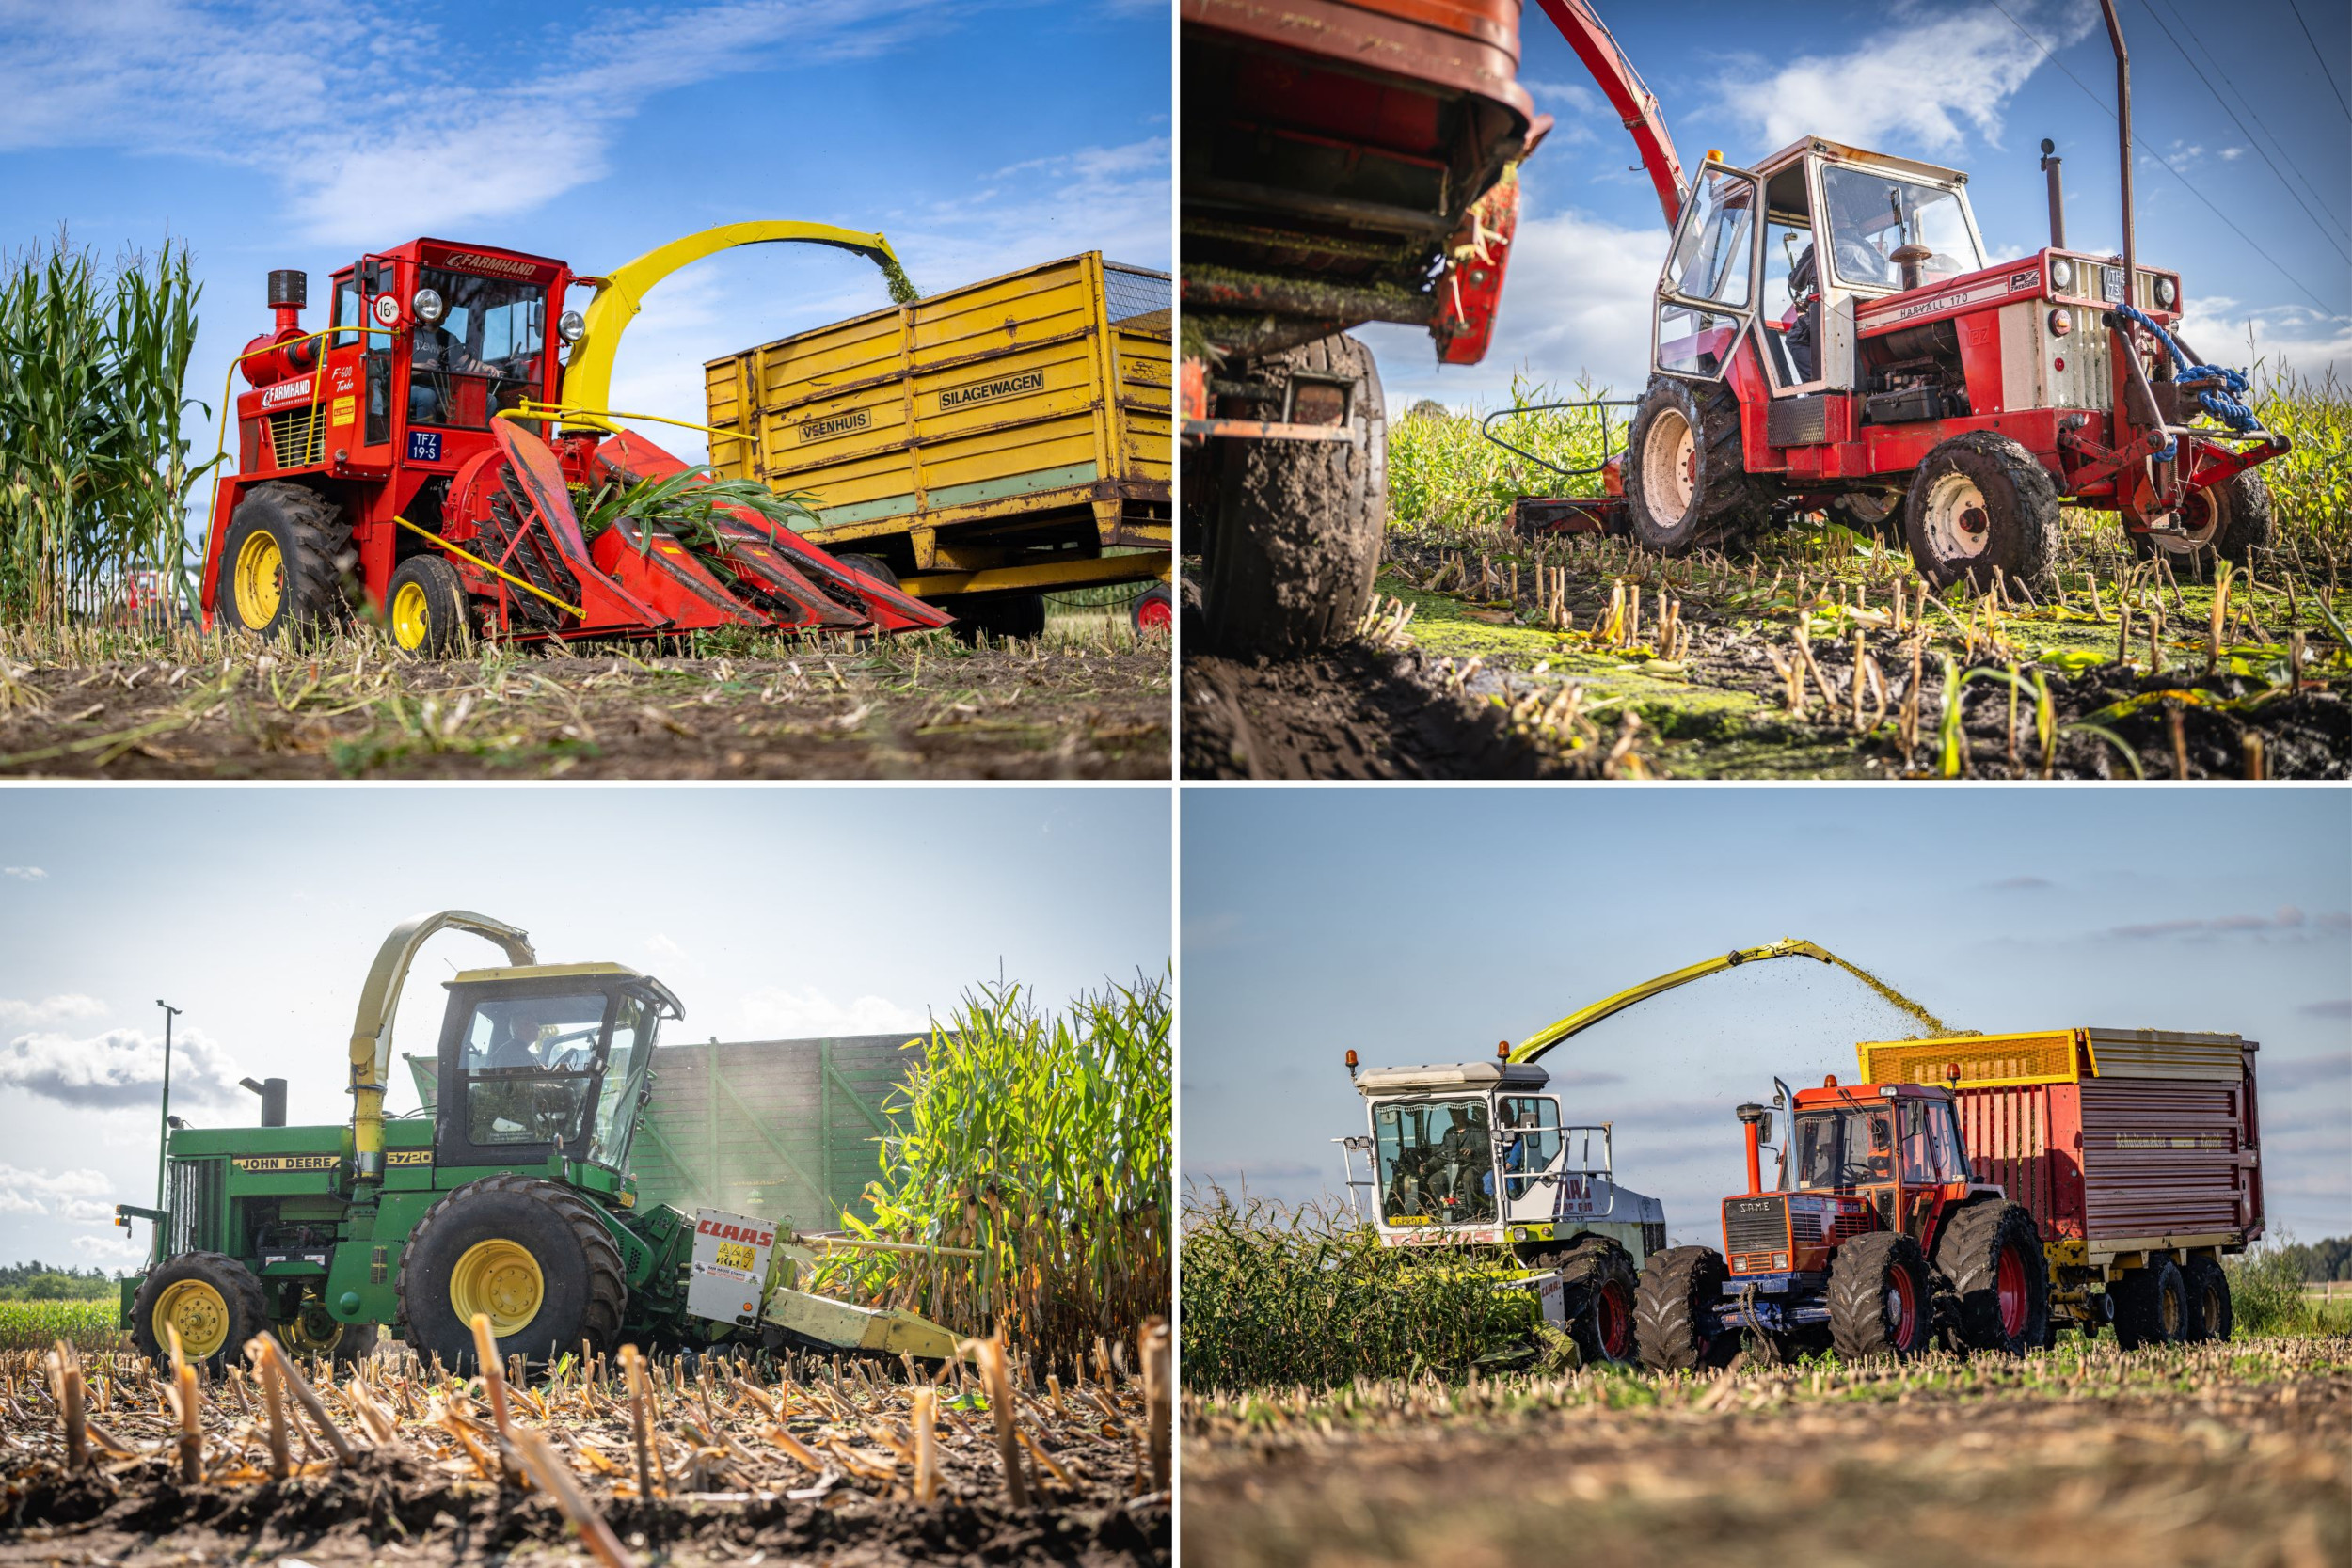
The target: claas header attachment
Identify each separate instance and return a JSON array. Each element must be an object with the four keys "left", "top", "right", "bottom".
[{"left": 199, "top": 225, "right": 953, "bottom": 652}]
